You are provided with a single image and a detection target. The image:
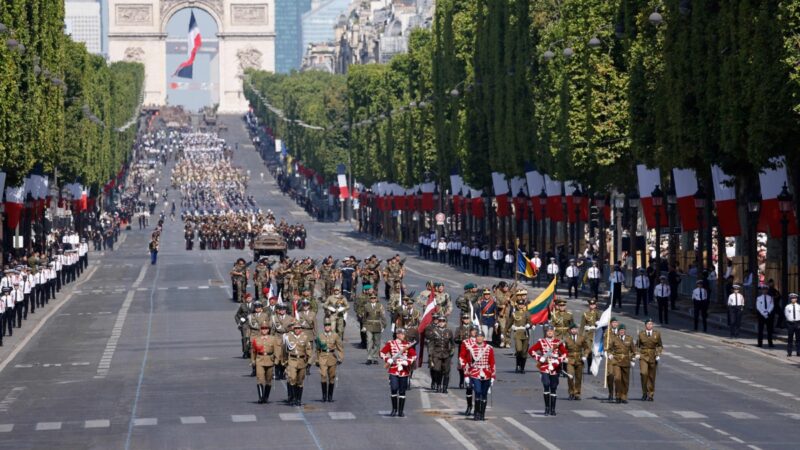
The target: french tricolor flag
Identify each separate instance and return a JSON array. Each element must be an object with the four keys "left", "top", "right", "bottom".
[
  {"left": 173, "top": 11, "right": 202, "bottom": 78},
  {"left": 711, "top": 165, "right": 741, "bottom": 237},
  {"left": 337, "top": 164, "right": 349, "bottom": 199}
]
